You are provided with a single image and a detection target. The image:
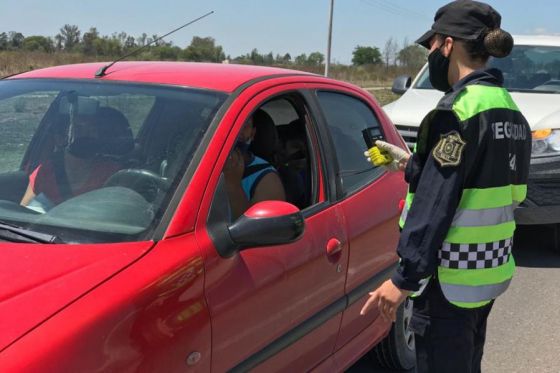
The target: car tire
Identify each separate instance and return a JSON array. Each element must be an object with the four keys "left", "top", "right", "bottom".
[{"left": 371, "top": 297, "right": 416, "bottom": 370}]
